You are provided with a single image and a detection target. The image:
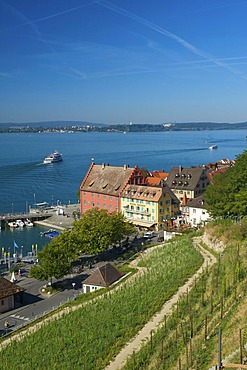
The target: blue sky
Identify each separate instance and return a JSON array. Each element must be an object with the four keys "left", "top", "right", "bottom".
[{"left": 1, "top": 0, "right": 247, "bottom": 124}]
